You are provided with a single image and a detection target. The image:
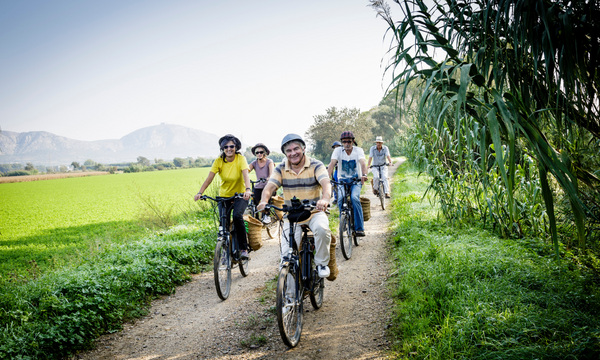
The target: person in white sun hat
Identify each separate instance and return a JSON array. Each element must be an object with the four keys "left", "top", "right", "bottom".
[{"left": 367, "top": 136, "right": 393, "bottom": 198}]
